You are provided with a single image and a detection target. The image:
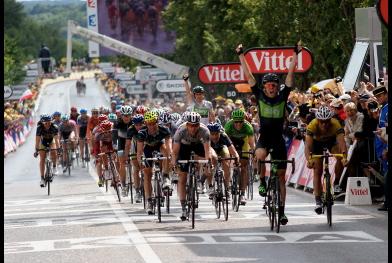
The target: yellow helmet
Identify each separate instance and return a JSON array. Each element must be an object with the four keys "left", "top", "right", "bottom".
[{"left": 144, "top": 110, "right": 158, "bottom": 122}]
